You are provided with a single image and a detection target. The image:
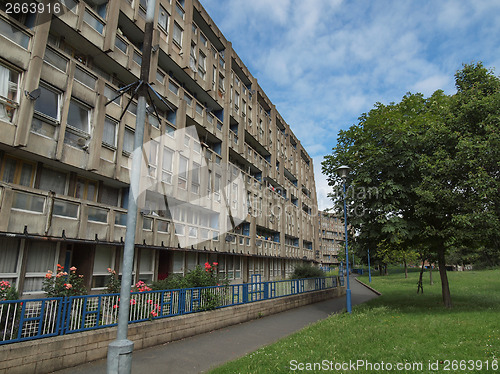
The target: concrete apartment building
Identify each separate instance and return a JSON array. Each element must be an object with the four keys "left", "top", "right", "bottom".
[
  {"left": 0, "top": 0, "right": 320, "bottom": 295},
  {"left": 318, "top": 211, "right": 343, "bottom": 270}
]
